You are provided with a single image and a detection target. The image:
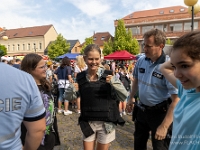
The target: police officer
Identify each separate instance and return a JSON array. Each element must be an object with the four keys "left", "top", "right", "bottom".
[
  {"left": 0, "top": 63, "right": 46, "bottom": 149},
  {"left": 127, "top": 29, "right": 179, "bottom": 150}
]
